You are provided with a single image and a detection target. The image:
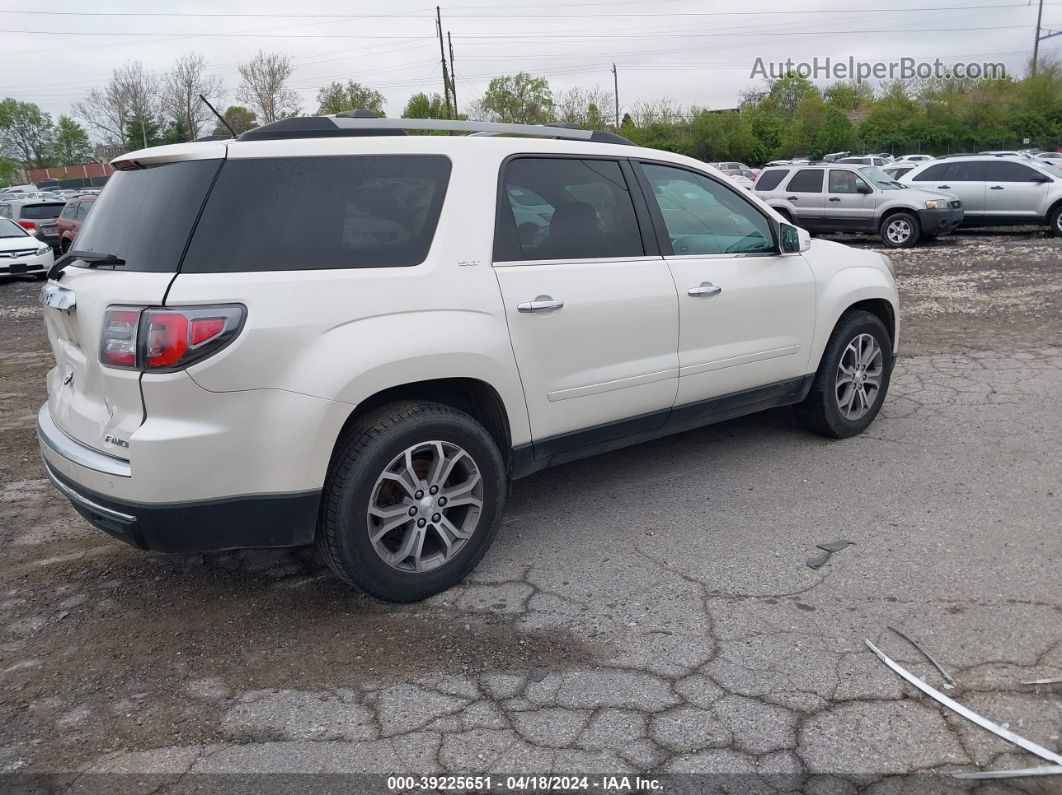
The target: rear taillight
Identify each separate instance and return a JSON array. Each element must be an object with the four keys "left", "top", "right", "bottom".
[
  {"left": 17, "top": 220, "right": 35, "bottom": 230},
  {"left": 100, "top": 305, "right": 245, "bottom": 371}
]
